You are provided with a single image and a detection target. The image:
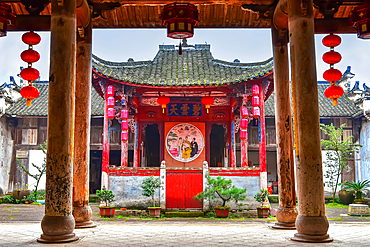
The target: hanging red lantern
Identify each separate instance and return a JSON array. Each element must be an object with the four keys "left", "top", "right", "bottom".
[
  {"left": 252, "top": 96, "right": 259, "bottom": 107},
  {"left": 121, "top": 131, "right": 128, "bottom": 142},
  {"left": 20, "top": 67, "right": 40, "bottom": 82},
  {"left": 324, "top": 84, "right": 344, "bottom": 106},
  {"left": 323, "top": 68, "right": 342, "bottom": 82},
  {"left": 322, "top": 51, "right": 341, "bottom": 65},
  {"left": 240, "top": 129, "right": 247, "bottom": 140},
  {"left": 241, "top": 107, "right": 249, "bottom": 118},
  {"left": 322, "top": 34, "right": 341, "bottom": 47},
  {"left": 160, "top": 3, "right": 199, "bottom": 39},
  {"left": 201, "top": 96, "right": 214, "bottom": 113},
  {"left": 240, "top": 119, "right": 249, "bottom": 129},
  {"left": 22, "top": 31, "right": 41, "bottom": 46},
  {"left": 0, "top": 3, "right": 16, "bottom": 37},
  {"left": 121, "top": 120, "right": 128, "bottom": 131},
  {"left": 107, "top": 108, "right": 115, "bottom": 120},
  {"left": 20, "top": 85, "right": 40, "bottom": 106},
  {"left": 253, "top": 107, "right": 260, "bottom": 119},
  {"left": 107, "top": 96, "right": 115, "bottom": 108},
  {"left": 121, "top": 109, "right": 129, "bottom": 119},
  {"left": 21, "top": 49, "right": 40, "bottom": 64},
  {"left": 157, "top": 95, "right": 170, "bottom": 113},
  {"left": 350, "top": 1, "right": 370, "bottom": 39},
  {"left": 107, "top": 85, "right": 115, "bottom": 97},
  {"left": 252, "top": 85, "right": 259, "bottom": 96}
]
